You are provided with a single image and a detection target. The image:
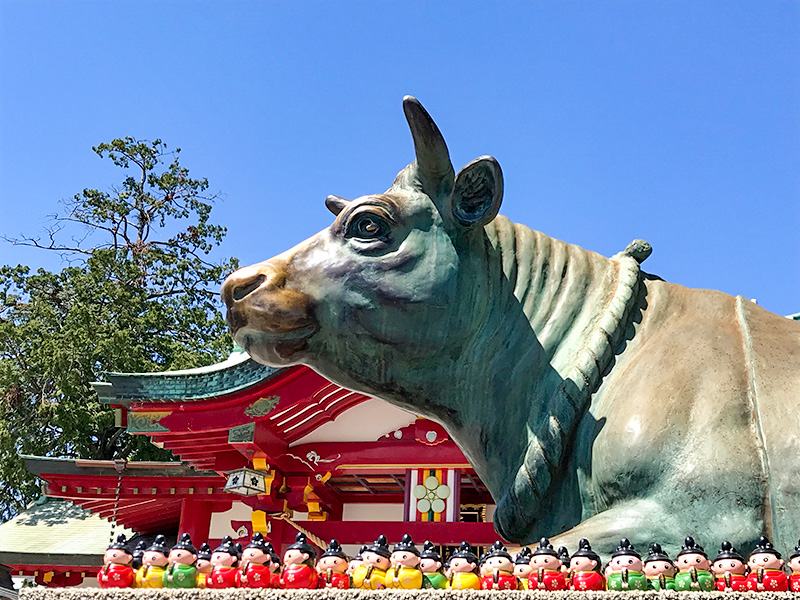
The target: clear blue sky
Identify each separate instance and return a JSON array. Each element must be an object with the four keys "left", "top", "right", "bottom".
[{"left": 1, "top": 1, "right": 798, "bottom": 316}]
